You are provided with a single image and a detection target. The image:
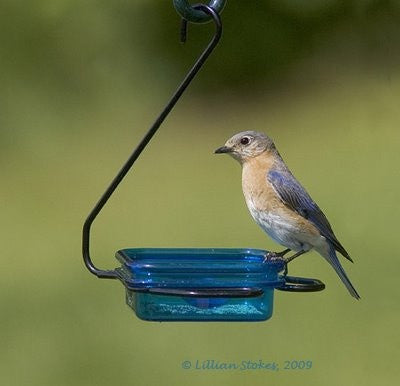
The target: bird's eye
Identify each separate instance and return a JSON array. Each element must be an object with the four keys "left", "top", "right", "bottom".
[{"left": 240, "top": 136, "right": 251, "bottom": 145}]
